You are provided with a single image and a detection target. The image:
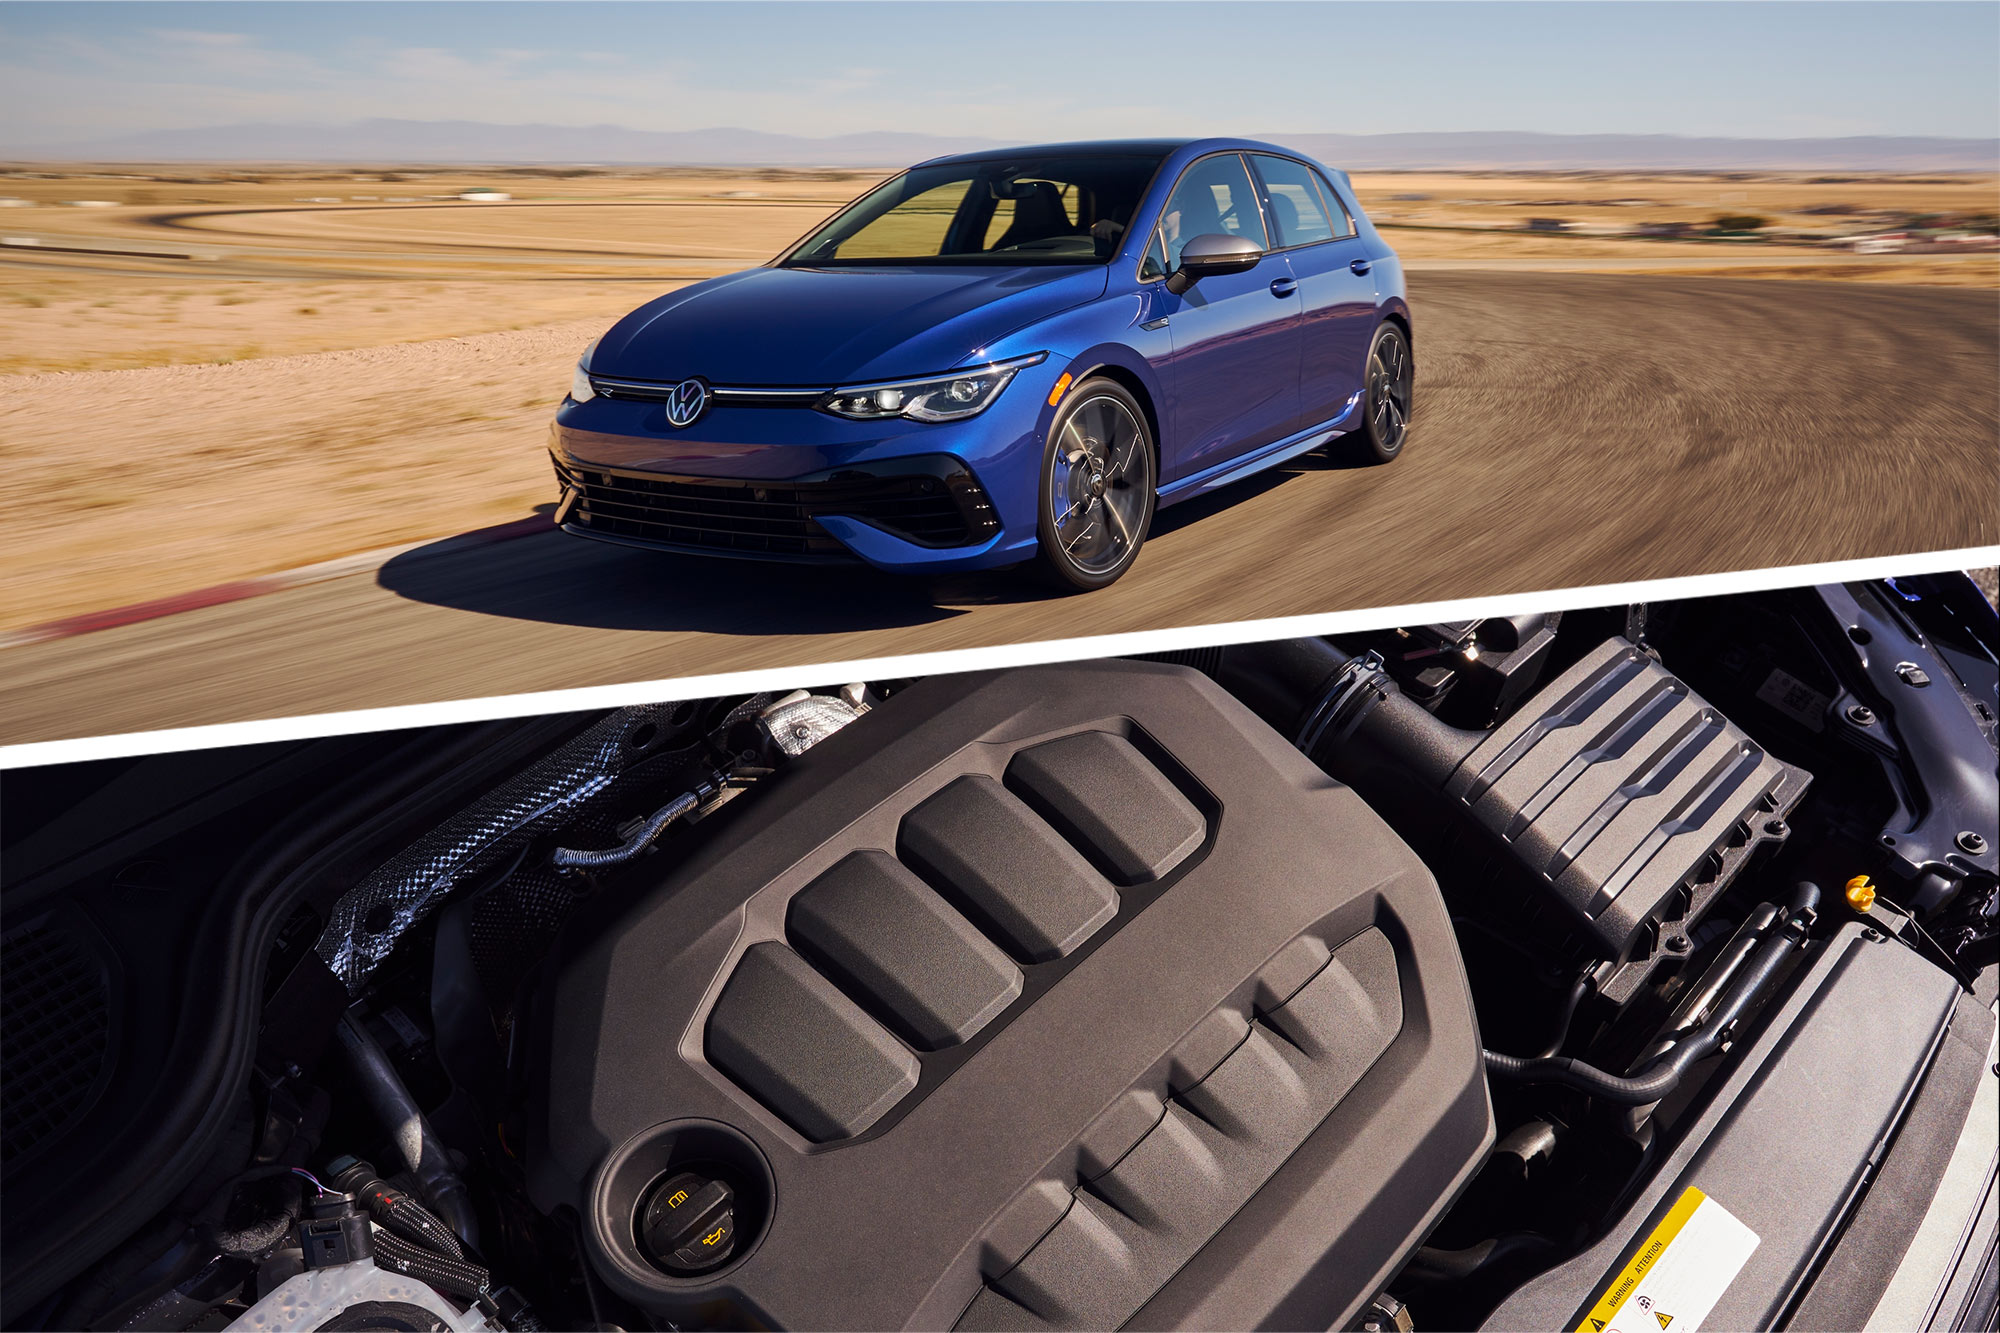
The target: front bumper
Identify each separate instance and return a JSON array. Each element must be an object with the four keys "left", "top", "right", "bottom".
[
  {"left": 551, "top": 451, "right": 1007, "bottom": 566},
  {"left": 549, "top": 370, "right": 1057, "bottom": 572}
]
